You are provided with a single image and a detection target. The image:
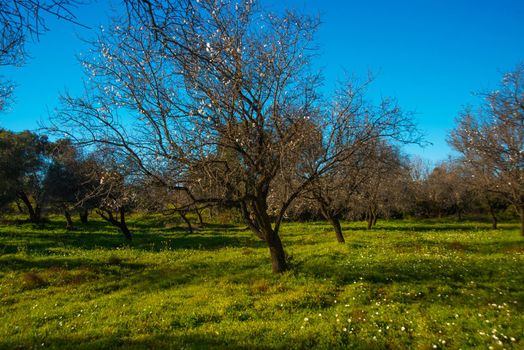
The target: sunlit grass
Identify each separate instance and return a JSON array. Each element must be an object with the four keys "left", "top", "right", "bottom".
[{"left": 0, "top": 216, "right": 522, "bottom": 349}]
